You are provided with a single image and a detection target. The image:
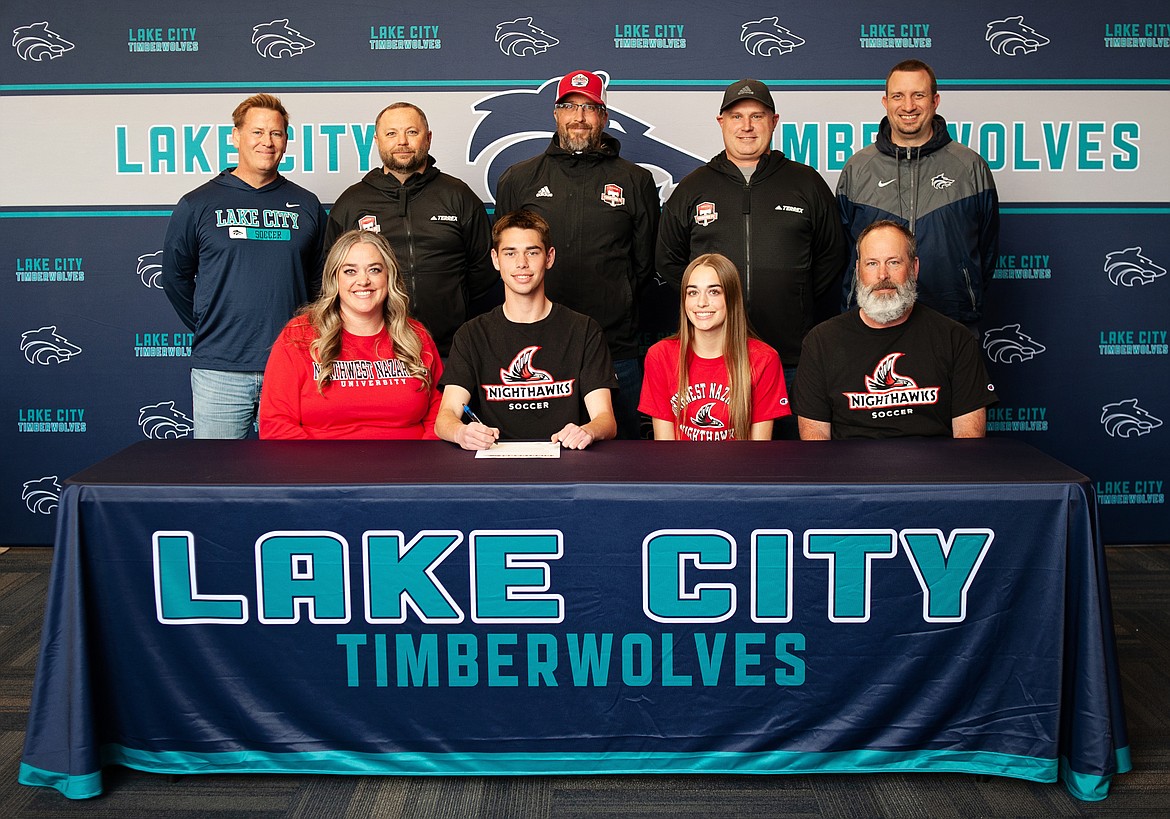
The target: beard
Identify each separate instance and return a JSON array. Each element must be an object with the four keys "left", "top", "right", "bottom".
[
  {"left": 856, "top": 276, "right": 917, "bottom": 325},
  {"left": 380, "top": 147, "right": 427, "bottom": 176},
  {"left": 558, "top": 123, "right": 602, "bottom": 153}
]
